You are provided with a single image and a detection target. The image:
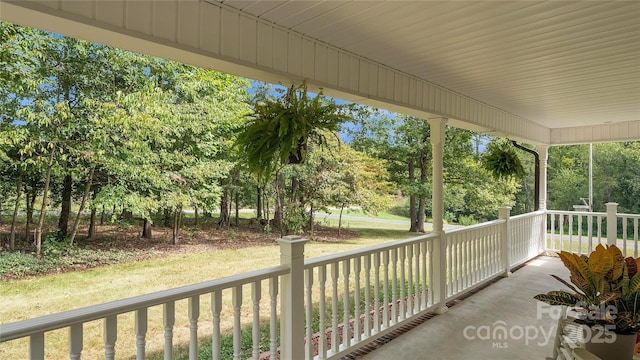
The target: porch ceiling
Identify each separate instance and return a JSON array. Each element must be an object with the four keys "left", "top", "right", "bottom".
[
  {"left": 1, "top": 1, "right": 639, "bottom": 145},
  {"left": 220, "top": 1, "right": 639, "bottom": 131}
]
